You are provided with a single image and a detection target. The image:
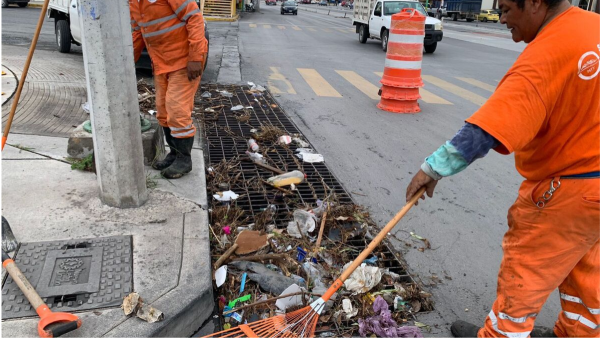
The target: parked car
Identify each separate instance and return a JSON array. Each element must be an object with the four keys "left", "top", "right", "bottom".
[
  {"left": 2, "top": 0, "right": 29, "bottom": 7},
  {"left": 266, "top": 0, "right": 277, "bottom": 5},
  {"left": 491, "top": 8, "right": 502, "bottom": 18},
  {"left": 476, "top": 9, "right": 499, "bottom": 22},
  {"left": 281, "top": 0, "right": 298, "bottom": 14},
  {"left": 319, "top": 0, "right": 327, "bottom": 5}
]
